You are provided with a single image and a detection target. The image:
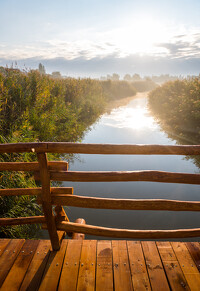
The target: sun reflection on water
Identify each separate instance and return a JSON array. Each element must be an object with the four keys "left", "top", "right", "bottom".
[{"left": 102, "top": 96, "right": 158, "bottom": 130}]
